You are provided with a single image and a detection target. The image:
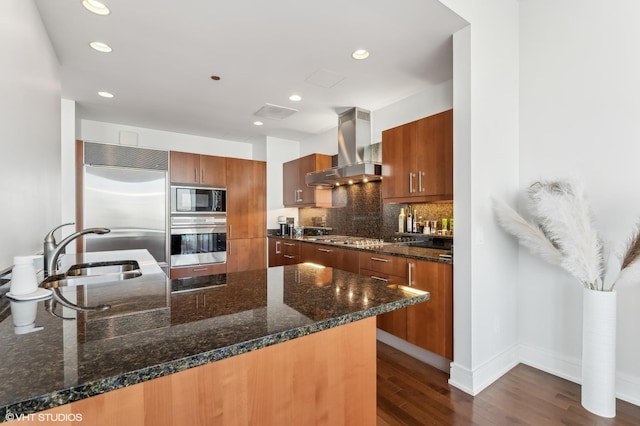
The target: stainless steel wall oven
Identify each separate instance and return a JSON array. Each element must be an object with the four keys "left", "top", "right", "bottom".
[{"left": 170, "top": 215, "right": 226, "bottom": 267}]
